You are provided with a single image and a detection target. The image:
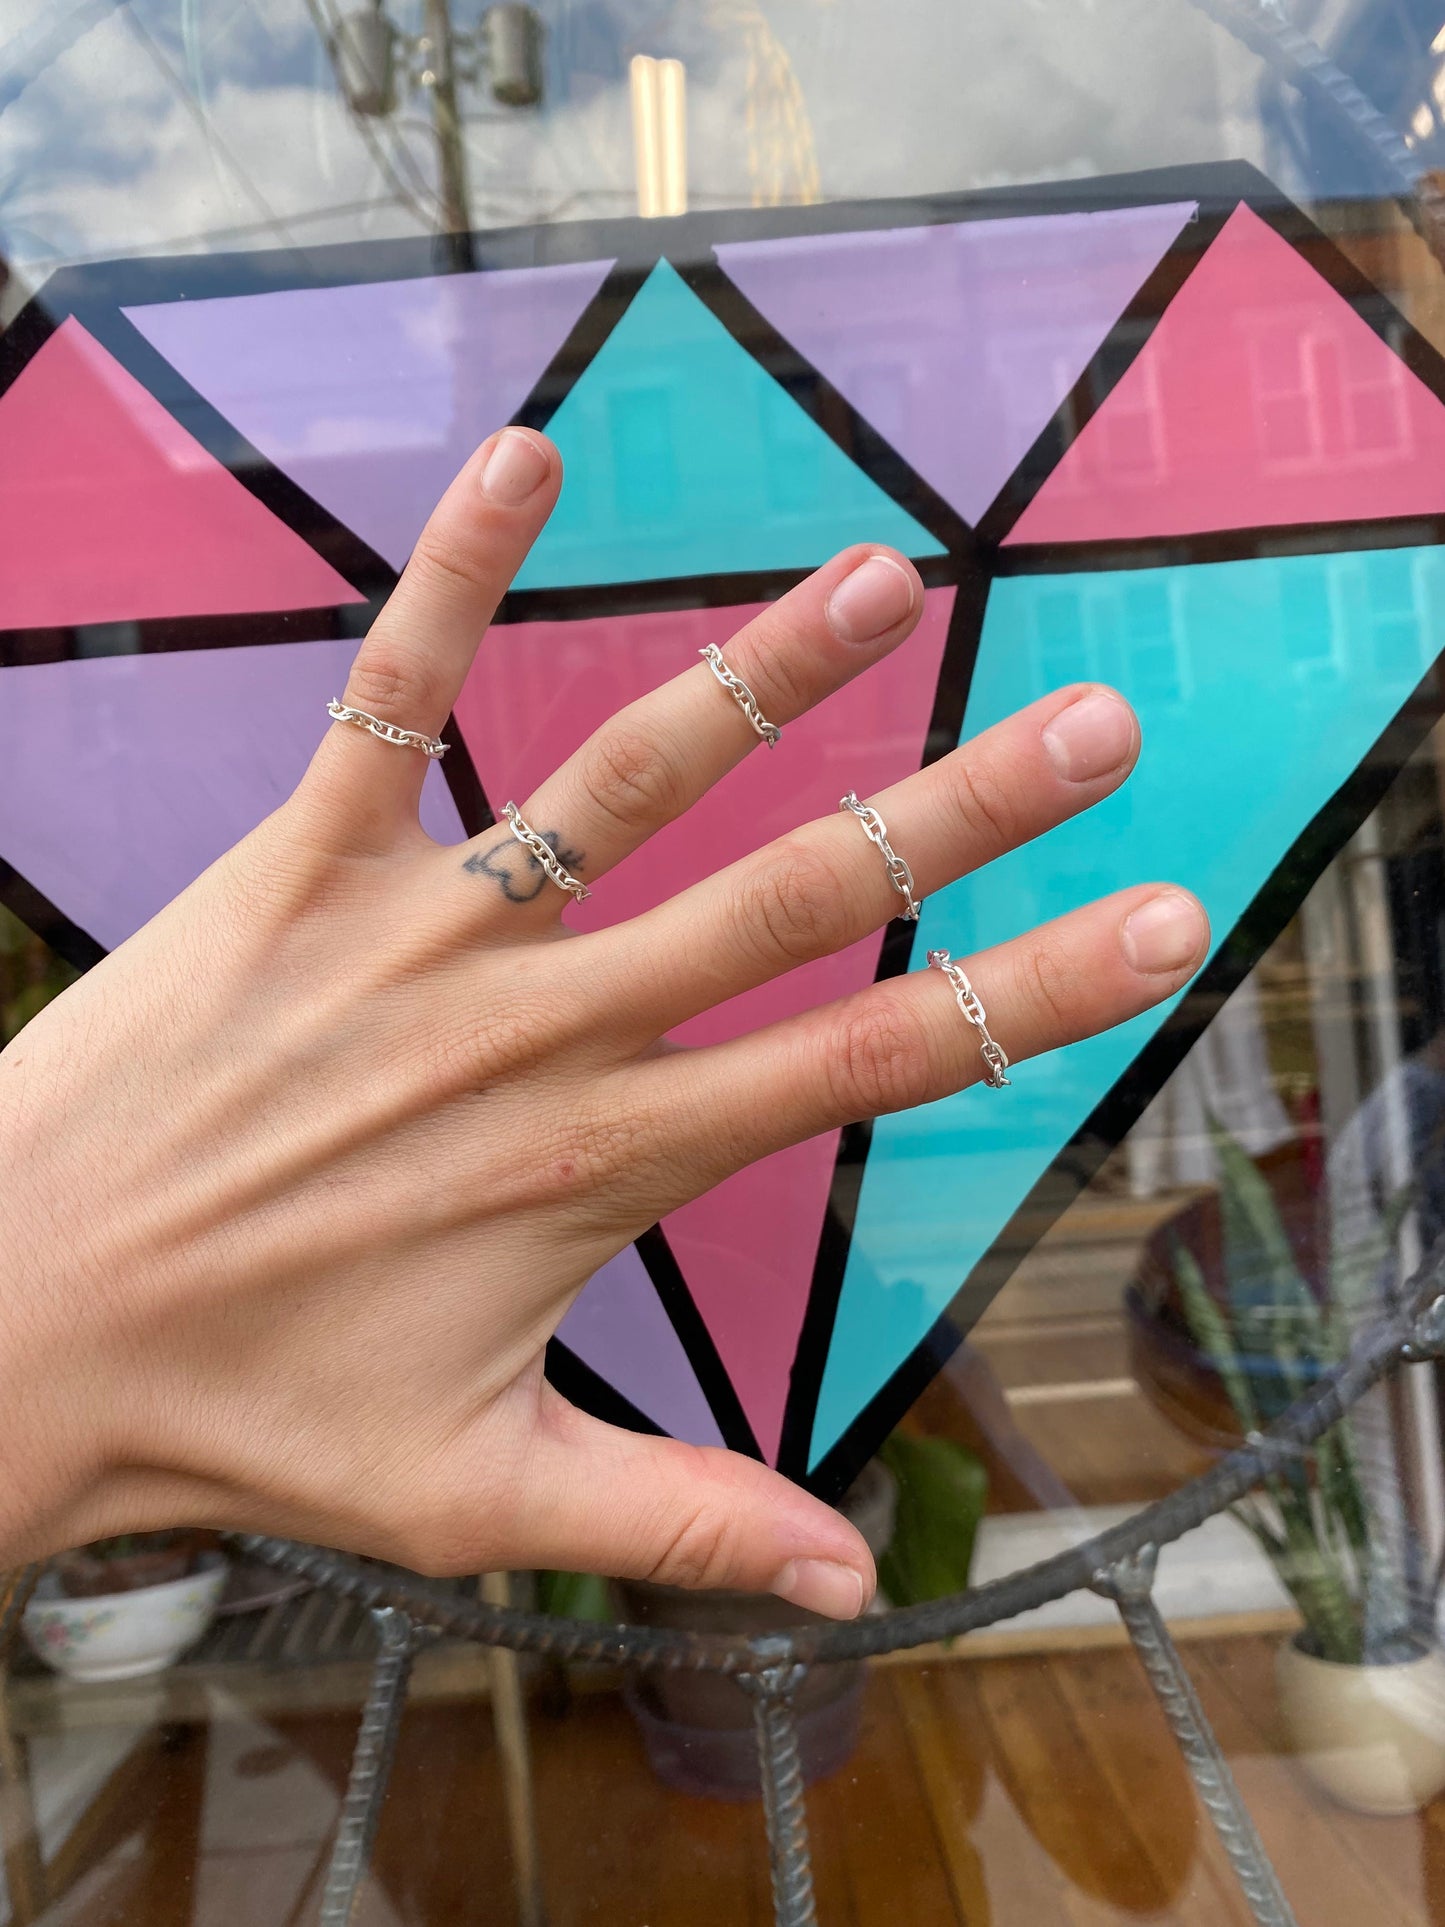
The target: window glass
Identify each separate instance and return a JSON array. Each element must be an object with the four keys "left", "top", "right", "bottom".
[{"left": 8, "top": 3, "right": 1445, "bottom": 1919}]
